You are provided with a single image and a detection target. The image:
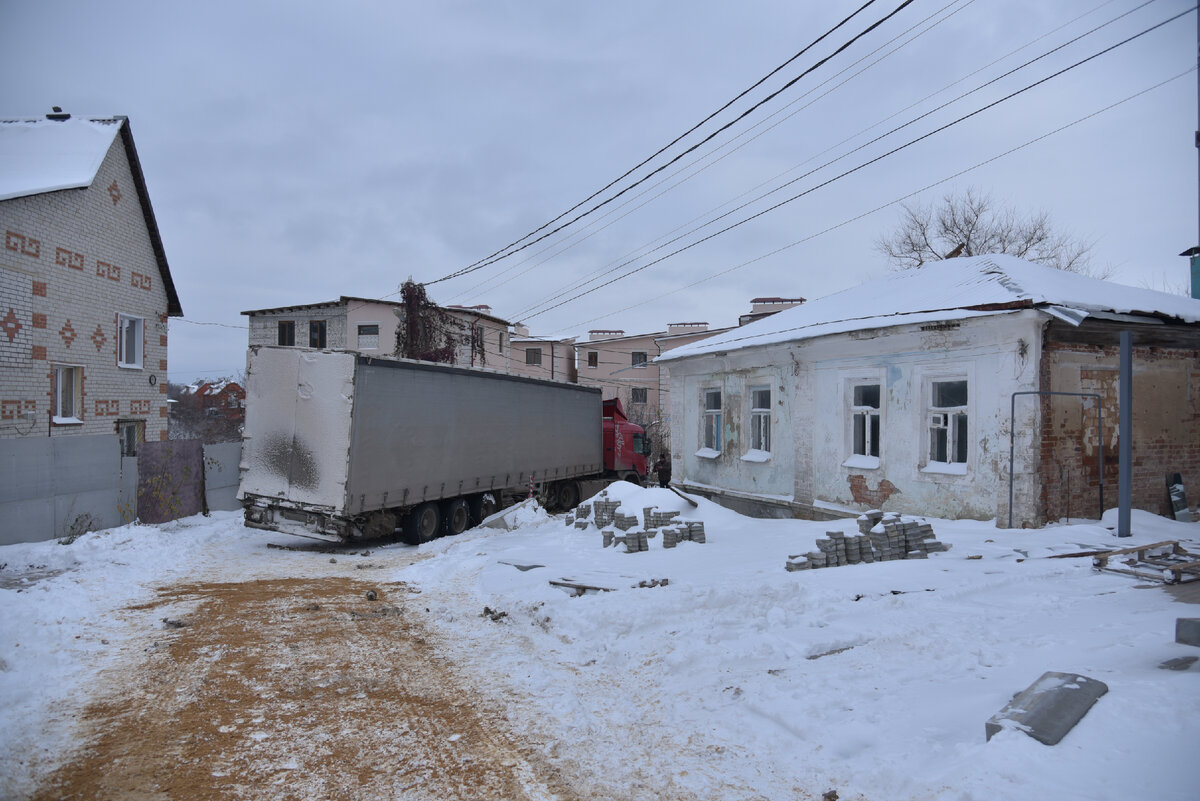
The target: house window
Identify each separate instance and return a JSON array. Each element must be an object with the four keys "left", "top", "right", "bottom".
[
  {"left": 929, "top": 379, "right": 968, "bottom": 465},
  {"left": 357, "top": 323, "right": 379, "bottom": 350},
  {"left": 309, "top": 320, "right": 327, "bottom": 349},
  {"left": 526, "top": 347, "right": 543, "bottom": 366},
  {"left": 277, "top": 320, "right": 295, "bottom": 346},
  {"left": 631, "top": 387, "right": 647, "bottom": 404},
  {"left": 587, "top": 351, "right": 598, "bottom": 368},
  {"left": 703, "top": 389, "right": 722, "bottom": 452},
  {"left": 851, "top": 383, "right": 881, "bottom": 458},
  {"left": 750, "top": 386, "right": 771, "bottom": 452},
  {"left": 117, "top": 314, "right": 143, "bottom": 369},
  {"left": 53, "top": 364, "right": 83, "bottom": 423},
  {"left": 499, "top": 332, "right": 508, "bottom": 356},
  {"left": 117, "top": 420, "right": 144, "bottom": 457},
  {"left": 631, "top": 351, "right": 648, "bottom": 368}
]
